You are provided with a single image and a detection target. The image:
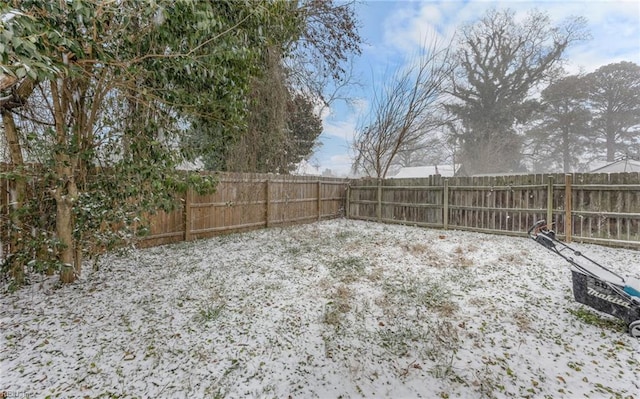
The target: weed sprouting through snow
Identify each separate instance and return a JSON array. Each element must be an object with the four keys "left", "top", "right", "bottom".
[{"left": 196, "top": 303, "right": 225, "bottom": 324}]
